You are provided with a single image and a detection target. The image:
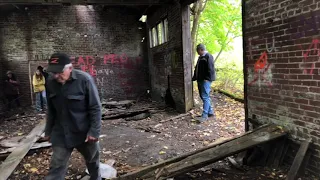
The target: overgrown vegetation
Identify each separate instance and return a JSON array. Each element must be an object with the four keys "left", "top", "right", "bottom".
[{"left": 191, "top": 0, "right": 243, "bottom": 99}]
